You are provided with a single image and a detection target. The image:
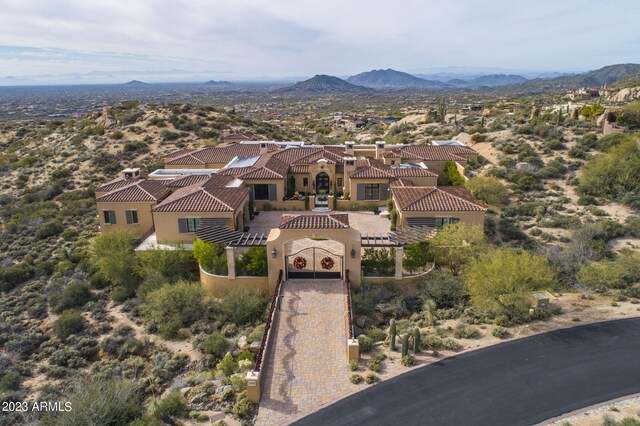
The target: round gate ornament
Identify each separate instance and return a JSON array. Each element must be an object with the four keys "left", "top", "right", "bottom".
[
  {"left": 293, "top": 256, "right": 307, "bottom": 270},
  {"left": 321, "top": 256, "right": 335, "bottom": 270}
]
